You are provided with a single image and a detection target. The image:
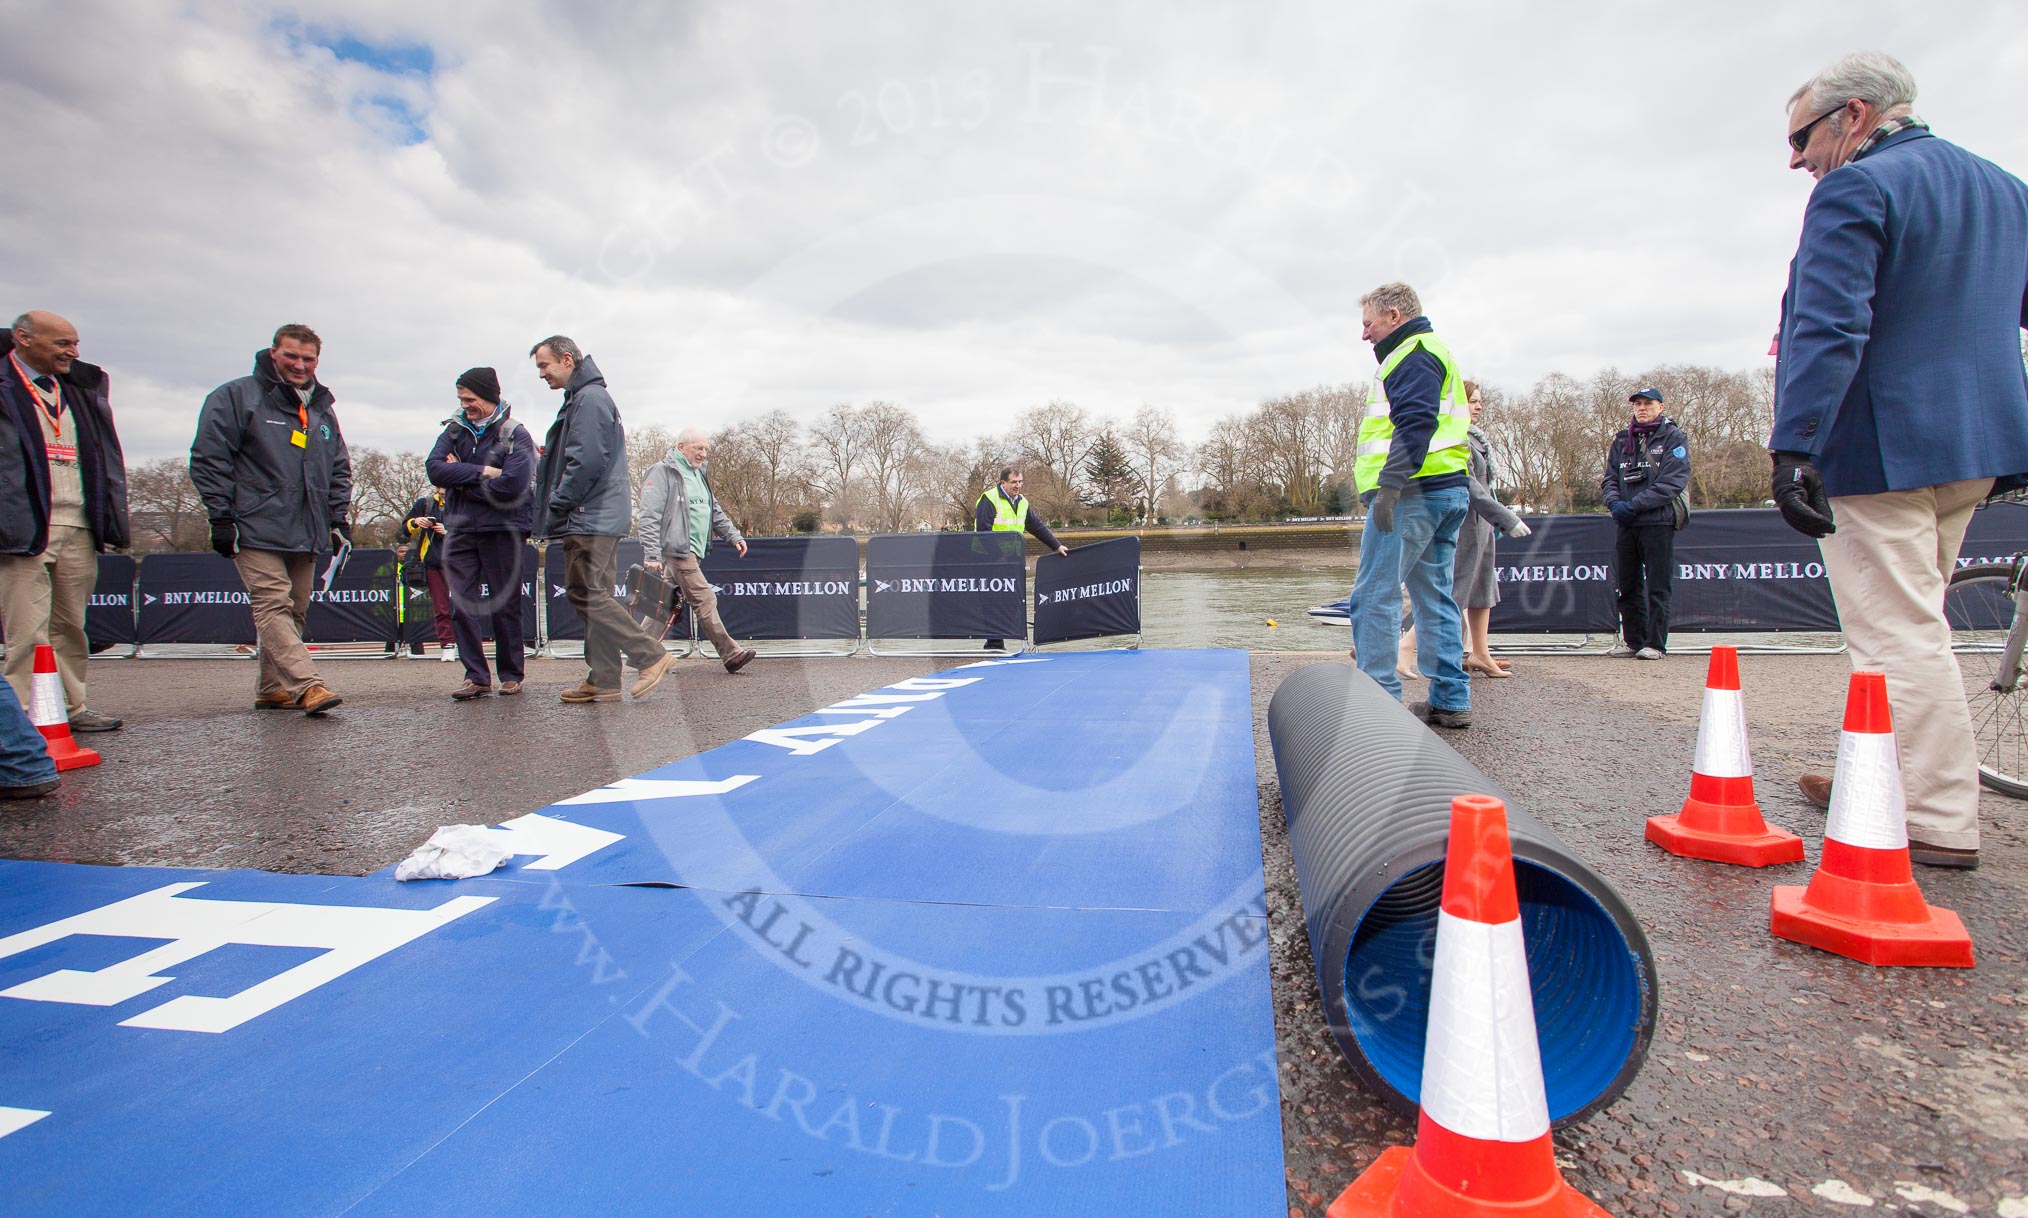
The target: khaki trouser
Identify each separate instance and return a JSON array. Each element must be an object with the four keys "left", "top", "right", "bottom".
[
  {"left": 0, "top": 523, "right": 98, "bottom": 714},
  {"left": 234, "top": 549, "right": 321, "bottom": 699},
  {"left": 665, "top": 553, "right": 742, "bottom": 658},
  {"left": 561, "top": 535, "right": 666, "bottom": 688},
  {"left": 1819, "top": 477, "right": 1992, "bottom": 849}
]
